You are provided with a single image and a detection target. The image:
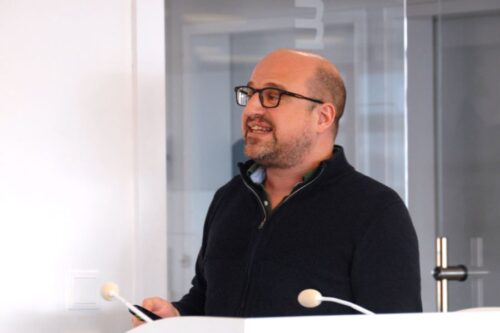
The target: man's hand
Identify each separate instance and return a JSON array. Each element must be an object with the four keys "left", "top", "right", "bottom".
[{"left": 131, "top": 297, "right": 180, "bottom": 327}]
